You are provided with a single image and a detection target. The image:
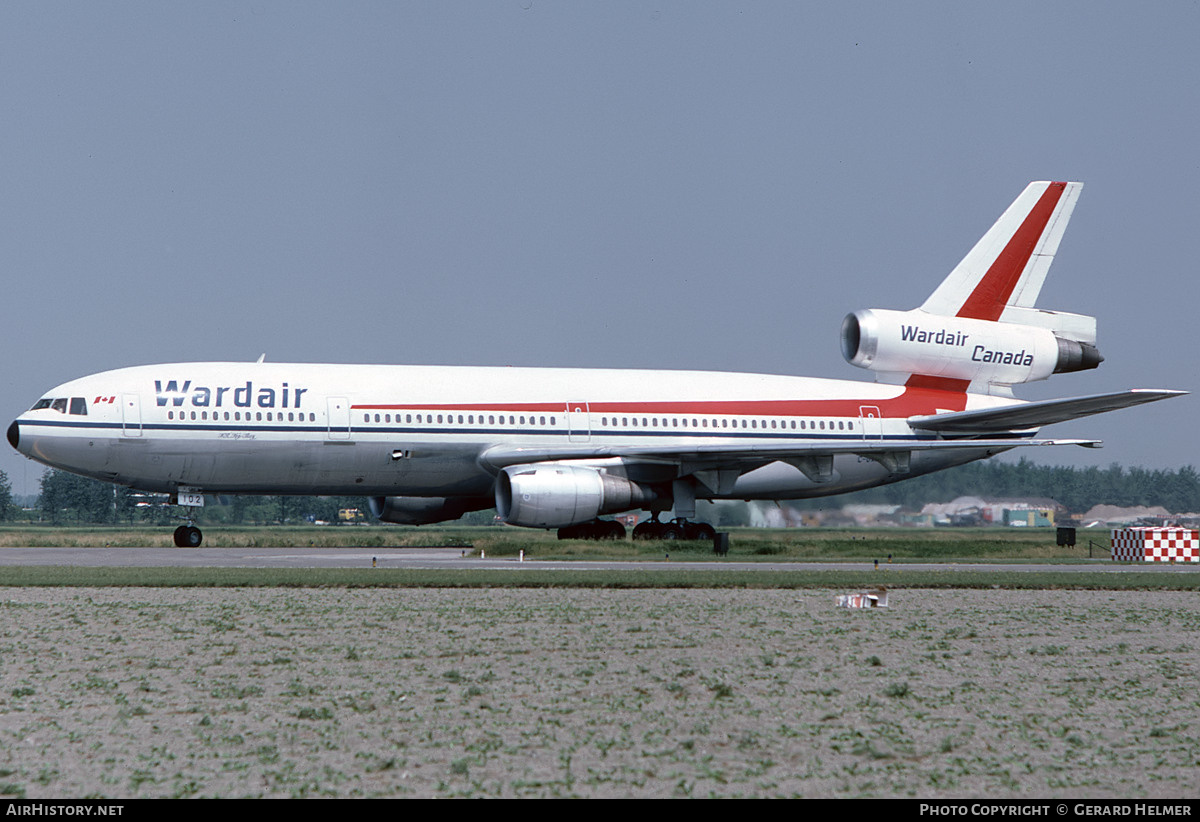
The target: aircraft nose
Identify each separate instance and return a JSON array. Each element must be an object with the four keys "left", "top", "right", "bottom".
[{"left": 6, "top": 420, "right": 18, "bottom": 451}]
